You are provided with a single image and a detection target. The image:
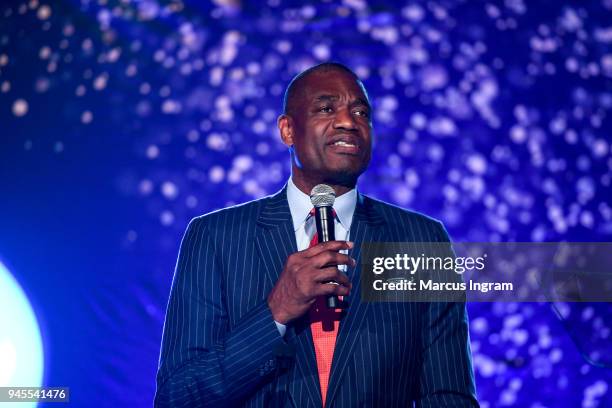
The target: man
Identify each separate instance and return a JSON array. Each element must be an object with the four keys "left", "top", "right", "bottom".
[{"left": 155, "top": 63, "right": 478, "bottom": 407}]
